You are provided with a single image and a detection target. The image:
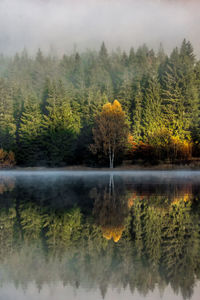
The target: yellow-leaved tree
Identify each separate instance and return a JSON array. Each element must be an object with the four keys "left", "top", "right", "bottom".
[{"left": 90, "top": 100, "right": 129, "bottom": 168}]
